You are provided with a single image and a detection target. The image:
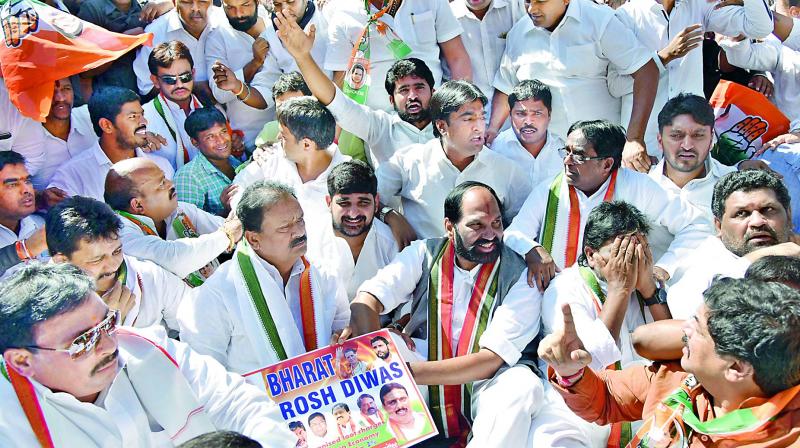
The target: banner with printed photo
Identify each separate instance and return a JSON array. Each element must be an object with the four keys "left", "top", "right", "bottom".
[{"left": 244, "top": 330, "right": 437, "bottom": 448}]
